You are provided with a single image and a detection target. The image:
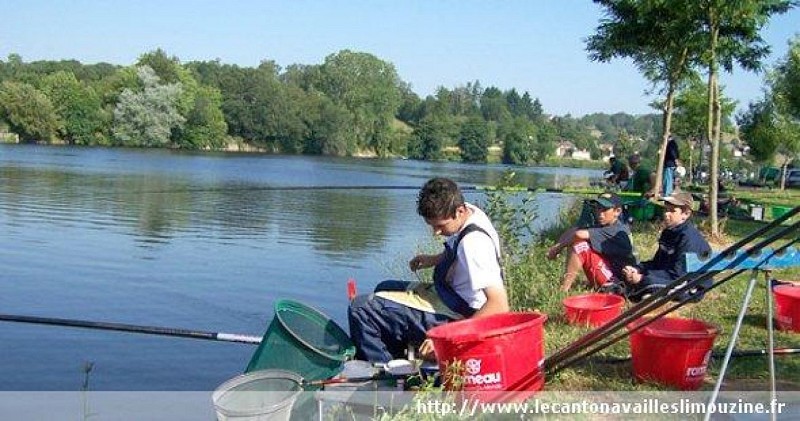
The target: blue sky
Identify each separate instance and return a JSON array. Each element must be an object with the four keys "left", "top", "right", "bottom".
[{"left": 1, "top": 0, "right": 797, "bottom": 117}]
